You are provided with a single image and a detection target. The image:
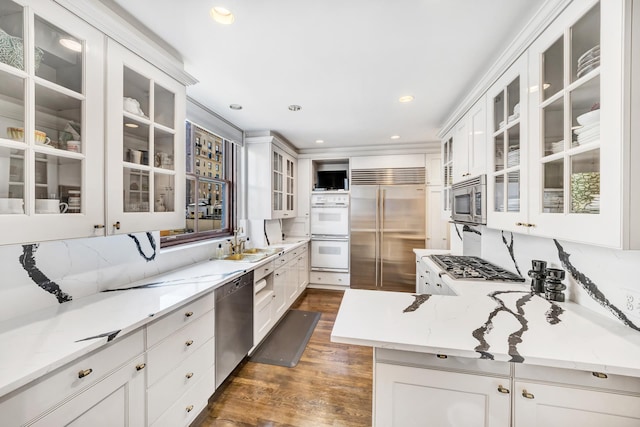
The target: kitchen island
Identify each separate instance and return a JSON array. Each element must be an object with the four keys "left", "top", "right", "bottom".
[{"left": 331, "top": 288, "right": 640, "bottom": 426}]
